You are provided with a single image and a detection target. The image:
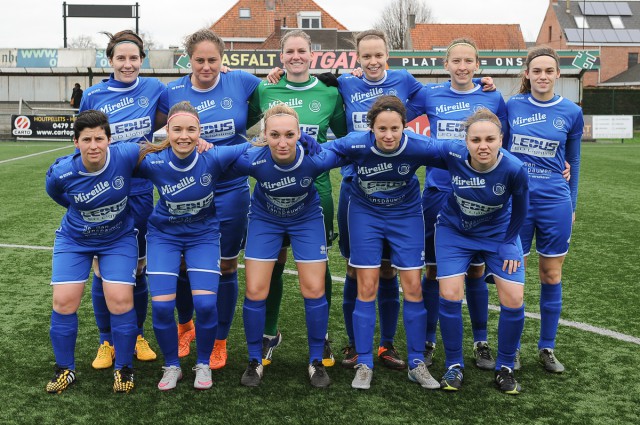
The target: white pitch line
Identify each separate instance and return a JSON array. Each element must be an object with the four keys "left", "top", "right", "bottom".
[
  {"left": 0, "top": 145, "right": 73, "bottom": 164},
  {"left": 3, "top": 243, "right": 638, "bottom": 345}
]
